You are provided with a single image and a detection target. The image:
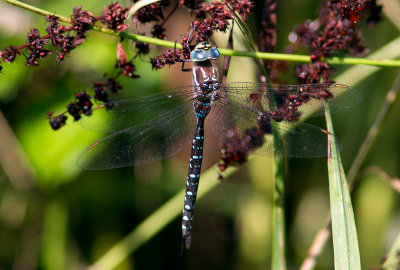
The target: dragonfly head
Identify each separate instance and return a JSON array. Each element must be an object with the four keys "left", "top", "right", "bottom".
[{"left": 190, "top": 42, "right": 220, "bottom": 62}]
